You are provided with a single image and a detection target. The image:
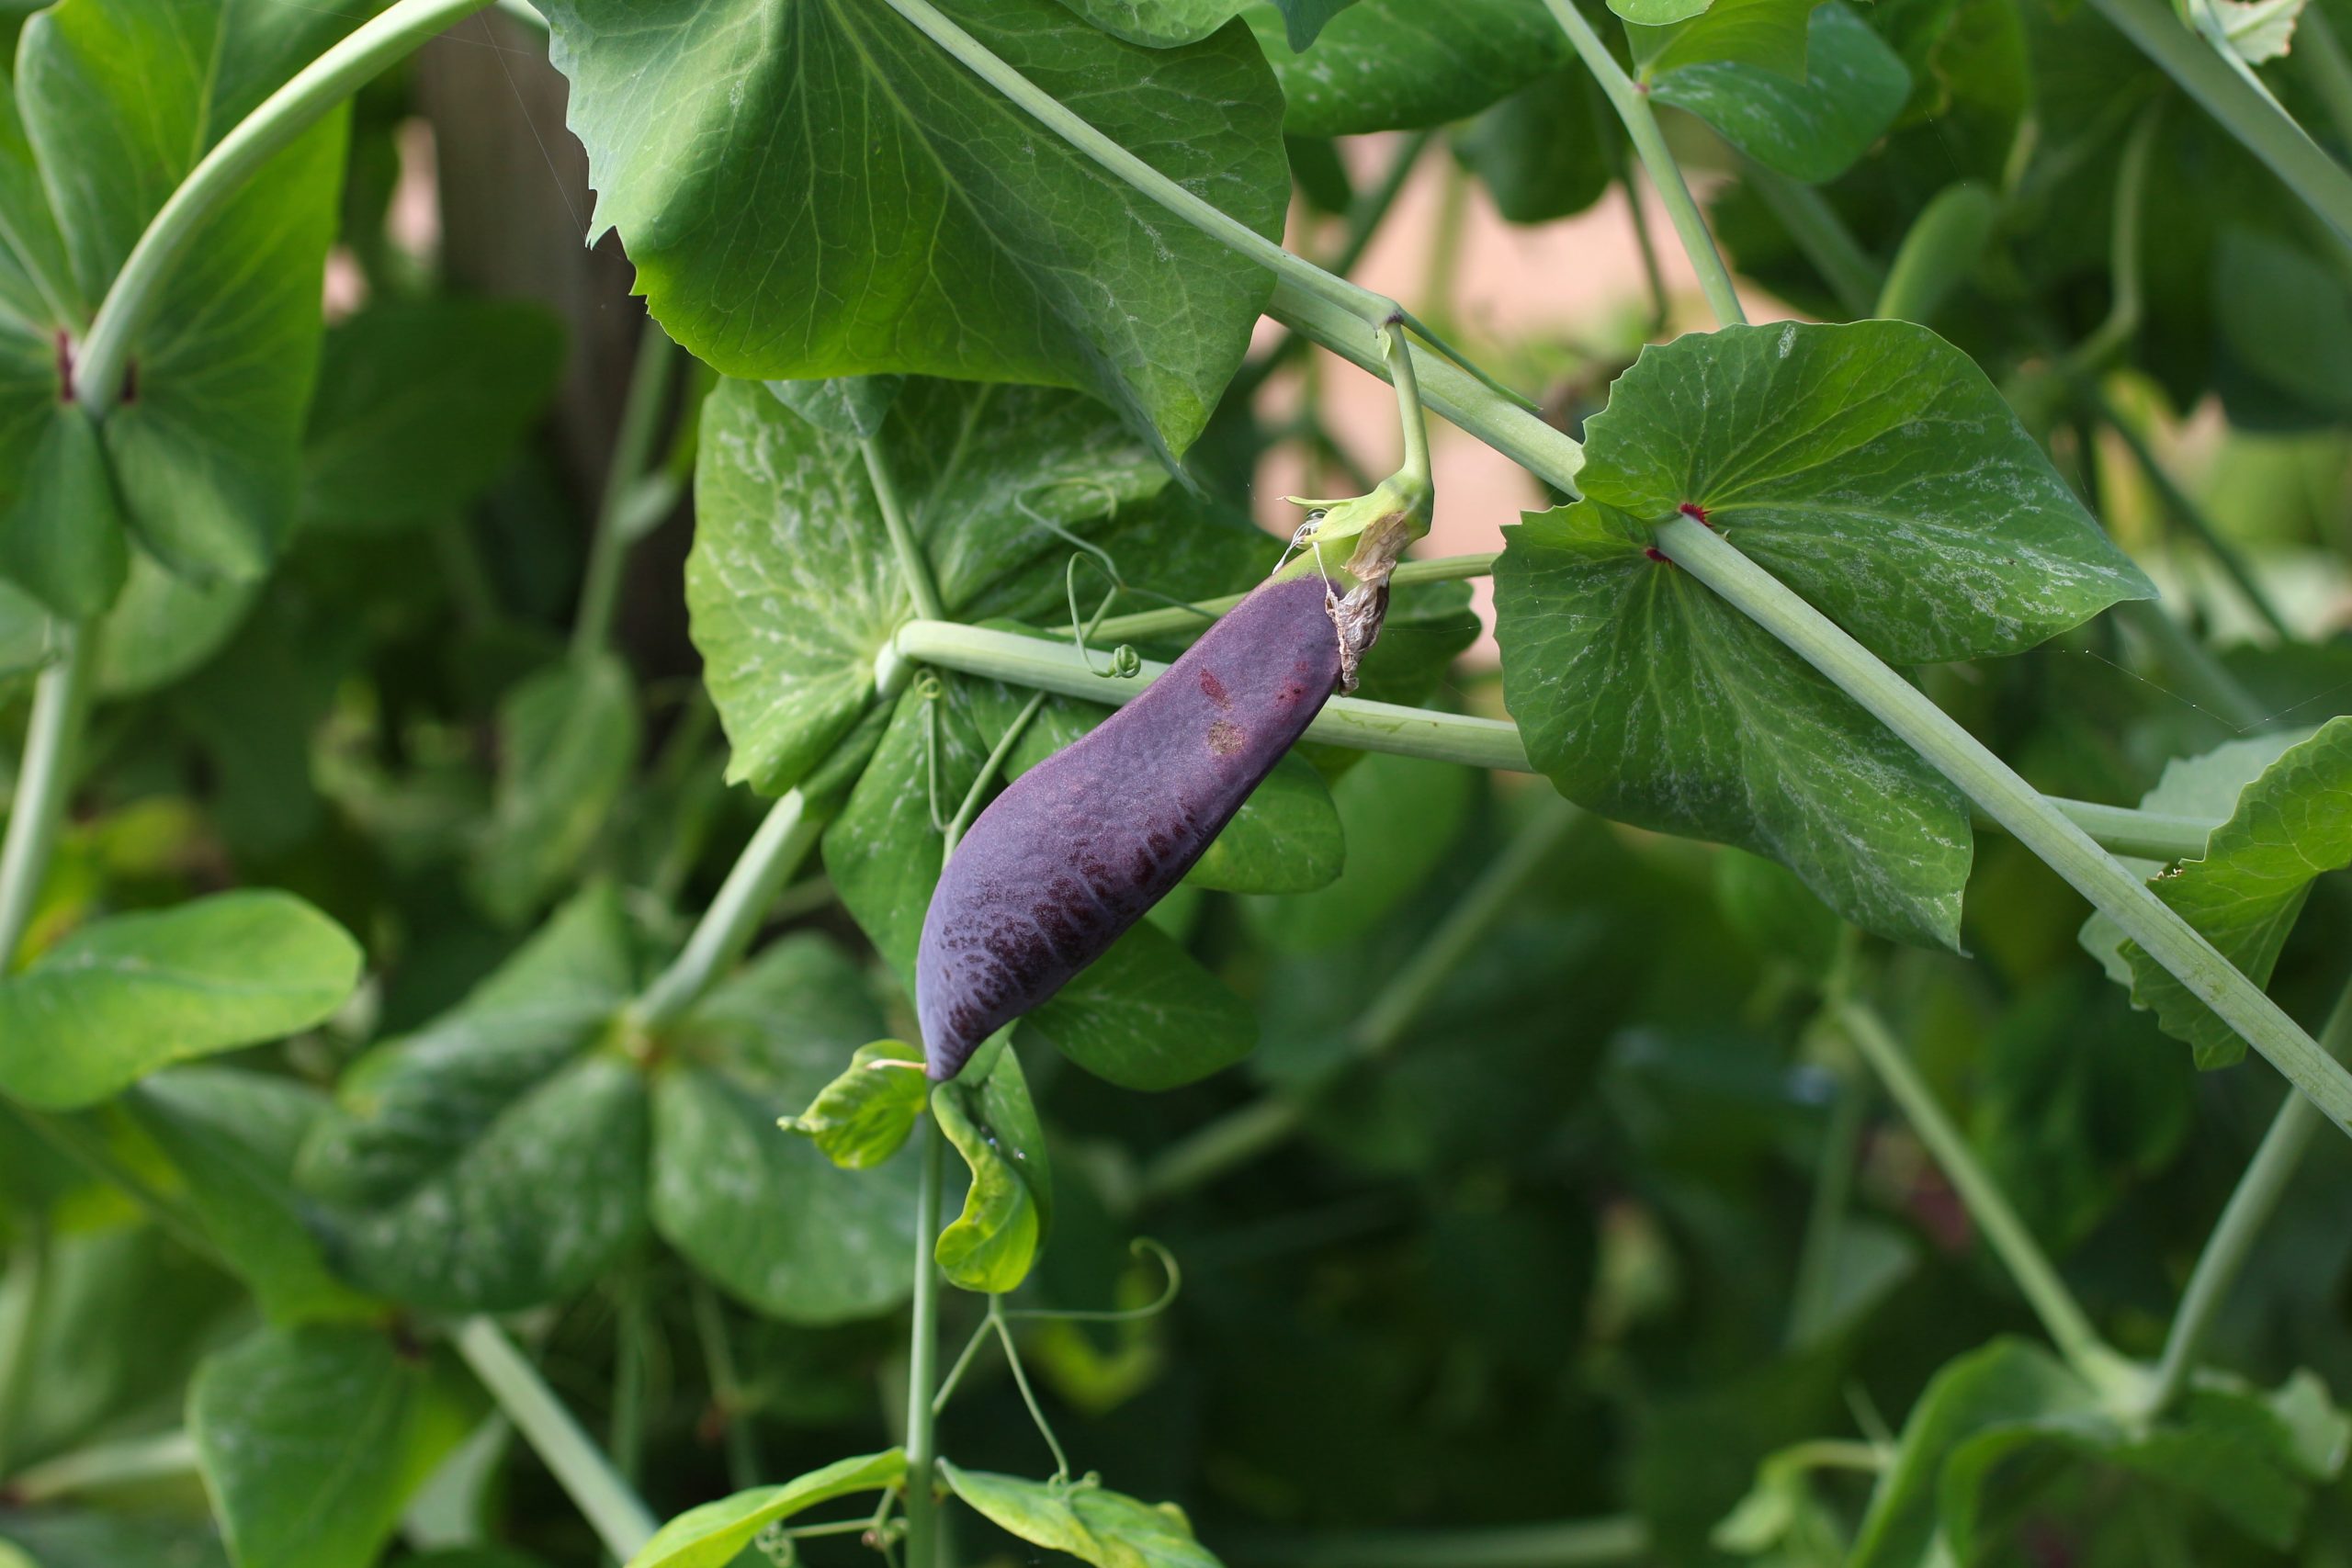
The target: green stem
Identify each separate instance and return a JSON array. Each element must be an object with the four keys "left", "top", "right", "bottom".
[
  {"left": 0, "top": 1216, "right": 50, "bottom": 1476},
  {"left": 2061, "top": 102, "right": 2160, "bottom": 378},
  {"left": 574, "top": 319, "right": 681, "bottom": 660},
  {"left": 1785, "top": 1062, "right": 1868, "bottom": 1349},
  {"left": 1654, "top": 515, "right": 2352, "bottom": 1135},
  {"left": 1140, "top": 796, "right": 1584, "bottom": 1202},
  {"left": 1611, "top": 122, "right": 1672, "bottom": 338},
  {"left": 902, "top": 1117, "right": 946, "bottom": 1568},
  {"left": 1542, "top": 0, "right": 1746, "bottom": 329},
  {"left": 1839, "top": 1002, "right": 2110, "bottom": 1374},
  {"left": 2296, "top": 6, "right": 2352, "bottom": 151},
  {"left": 1742, "top": 162, "right": 1881, "bottom": 319},
  {"left": 0, "top": 626, "right": 92, "bottom": 971},
  {"left": 74, "top": 0, "right": 498, "bottom": 415},
  {"left": 2086, "top": 0, "right": 2352, "bottom": 245},
  {"left": 631, "top": 790, "right": 823, "bottom": 1029},
  {"left": 2089, "top": 392, "right": 2294, "bottom": 641},
  {"left": 690, "top": 1277, "right": 763, "bottom": 1491},
  {"left": 5, "top": 1427, "right": 198, "bottom": 1502},
  {"left": 873, "top": 0, "right": 1390, "bottom": 333},
  {"left": 2022, "top": 800, "right": 2212, "bottom": 862},
  {"left": 1091, "top": 554, "right": 1497, "bottom": 644},
  {"left": 986, "top": 1299, "right": 1069, "bottom": 1481},
  {"left": 1228, "top": 1516, "right": 1651, "bottom": 1568},
  {"left": 2144, "top": 975, "right": 2352, "bottom": 1413},
  {"left": 864, "top": 439, "right": 947, "bottom": 626},
  {"left": 451, "top": 1317, "right": 658, "bottom": 1562}
]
